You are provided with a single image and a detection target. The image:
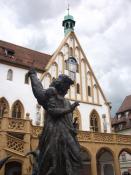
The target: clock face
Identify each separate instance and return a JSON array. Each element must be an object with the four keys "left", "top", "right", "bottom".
[{"left": 67, "top": 57, "right": 77, "bottom": 72}]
